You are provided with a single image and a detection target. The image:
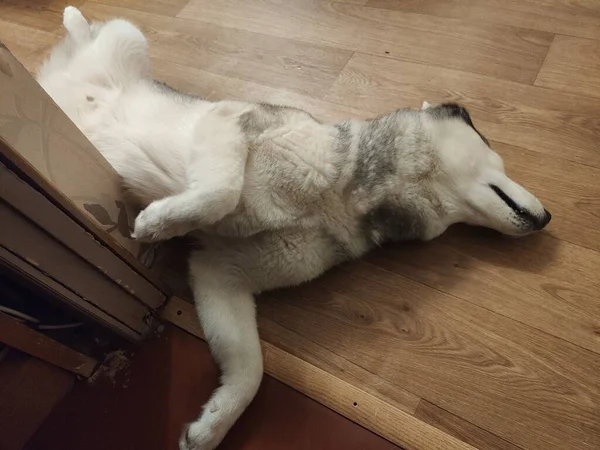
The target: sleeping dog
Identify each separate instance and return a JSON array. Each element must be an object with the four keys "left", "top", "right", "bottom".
[{"left": 38, "top": 7, "right": 551, "bottom": 449}]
